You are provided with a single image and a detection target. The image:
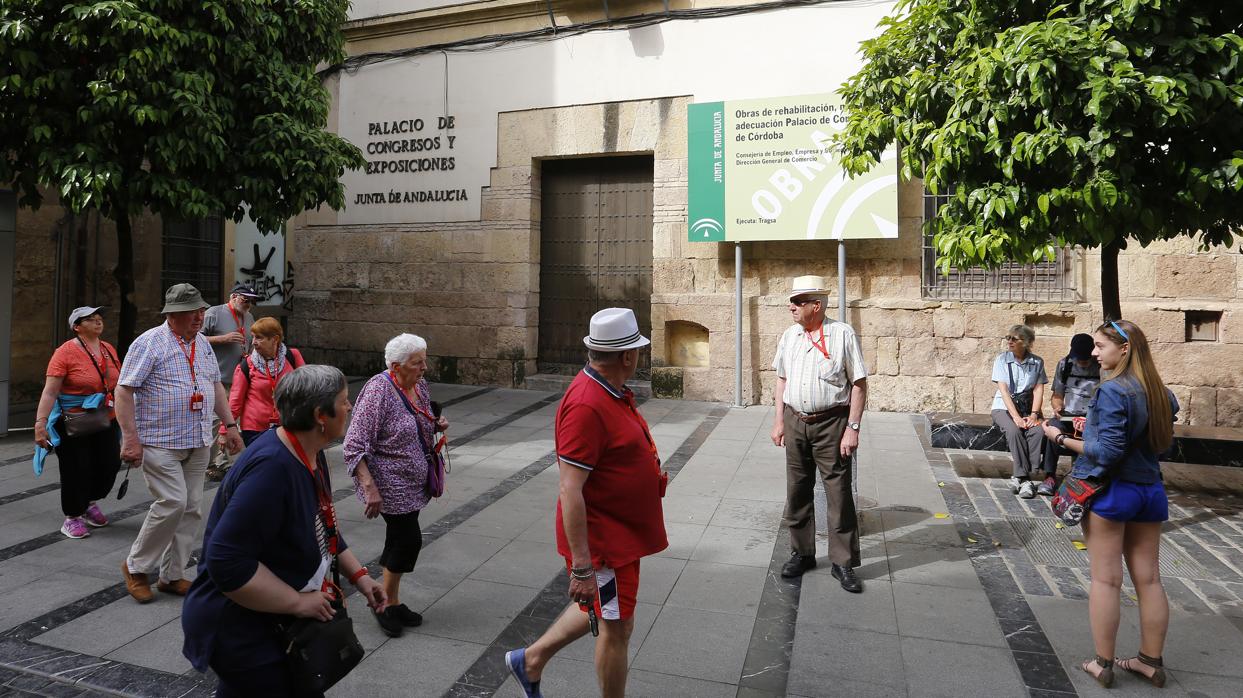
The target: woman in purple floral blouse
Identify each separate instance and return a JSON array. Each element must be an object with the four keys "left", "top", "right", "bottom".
[{"left": 344, "top": 333, "right": 449, "bottom": 638}]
